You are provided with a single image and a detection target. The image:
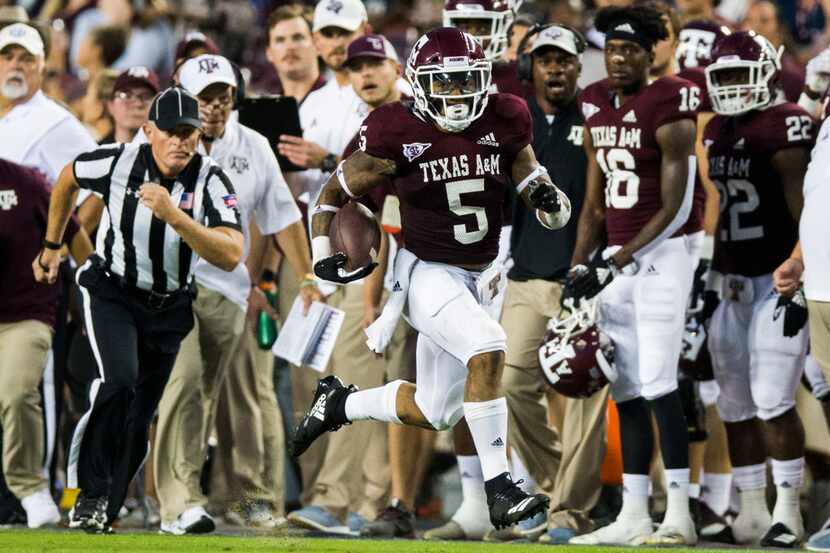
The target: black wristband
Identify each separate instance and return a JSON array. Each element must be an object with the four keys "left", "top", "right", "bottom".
[{"left": 42, "top": 239, "right": 62, "bottom": 250}]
